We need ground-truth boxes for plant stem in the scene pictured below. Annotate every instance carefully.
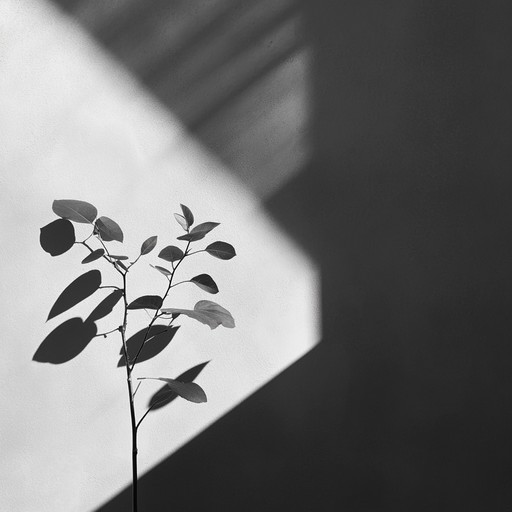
[119,271,138,512]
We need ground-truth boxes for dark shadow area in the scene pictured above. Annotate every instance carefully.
[46,0,512,510]
[33,317,97,364]
[47,269,102,320]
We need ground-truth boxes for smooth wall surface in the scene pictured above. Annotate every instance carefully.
[0,1,318,510]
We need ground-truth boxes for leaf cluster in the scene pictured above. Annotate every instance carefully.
[36,200,237,410]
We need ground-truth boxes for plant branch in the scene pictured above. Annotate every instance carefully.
[95,326,121,338]
[129,241,190,371]
[135,395,169,430]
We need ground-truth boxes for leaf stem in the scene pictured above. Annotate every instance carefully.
[184,249,206,256]
[128,254,141,269]
[168,280,191,289]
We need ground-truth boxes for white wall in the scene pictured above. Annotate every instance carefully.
[0,1,319,511]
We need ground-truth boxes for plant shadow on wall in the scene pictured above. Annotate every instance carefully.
[34,199,237,512]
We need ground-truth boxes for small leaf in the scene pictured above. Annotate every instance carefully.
[158,245,184,262]
[40,219,75,256]
[87,289,123,322]
[148,362,209,410]
[145,378,207,403]
[95,216,124,242]
[109,255,129,260]
[118,325,179,367]
[52,199,97,224]
[151,264,172,276]
[127,295,163,310]
[205,241,236,260]
[190,274,219,294]
[140,236,157,255]
[47,270,102,320]
[82,249,104,264]
[174,213,188,231]
[162,300,234,329]
[177,222,219,242]
[180,204,194,227]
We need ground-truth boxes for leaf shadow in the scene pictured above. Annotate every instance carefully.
[47,270,102,320]
[40,219,75,256]
[117,325,179,367]
[33,317,97,364]
[148,361,210,411]
[87,289,123,323]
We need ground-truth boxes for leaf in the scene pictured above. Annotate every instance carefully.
[108,255,129,260]
[177,222,219,242]
[151,264,172,277]
[87,289,123,323]
[190,274,219,294]
[148,362,209,410]
[158,245,184,262]
[161,300,234,329]
[140,236,157,255]
[205,241,236,260]
[174,213,188,231]
[52,199,97,224]
[40,219,75,256]
[180,204,194,227]
[127,295,163,310]
[145,378,207,403]
[33,318,97,364]
[82,248,104,264]
[95,216,124,242]
[47,270,102,320]
[117,325,179,367]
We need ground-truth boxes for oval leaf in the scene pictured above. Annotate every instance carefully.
[82,248,104,264]
[40,219,75,256]
[47,270,102,320]
[127,295,163,310]
[162,300,234,329]
[174,213,188,231]
[52,199,97,224]
[159,245,184,262]
[87,289,123,323]
[140,236,157,255]
[95,216,124,242]
[148,361,209,410]
[180,204,194,227]
[33,318,97,364]
[151,264,172,277]
[190,274,219,294]
[177,222,219,242]
[117,325,179,367]
[205,241,236,260]
[145,378,207,403]
[109,255,129,260]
